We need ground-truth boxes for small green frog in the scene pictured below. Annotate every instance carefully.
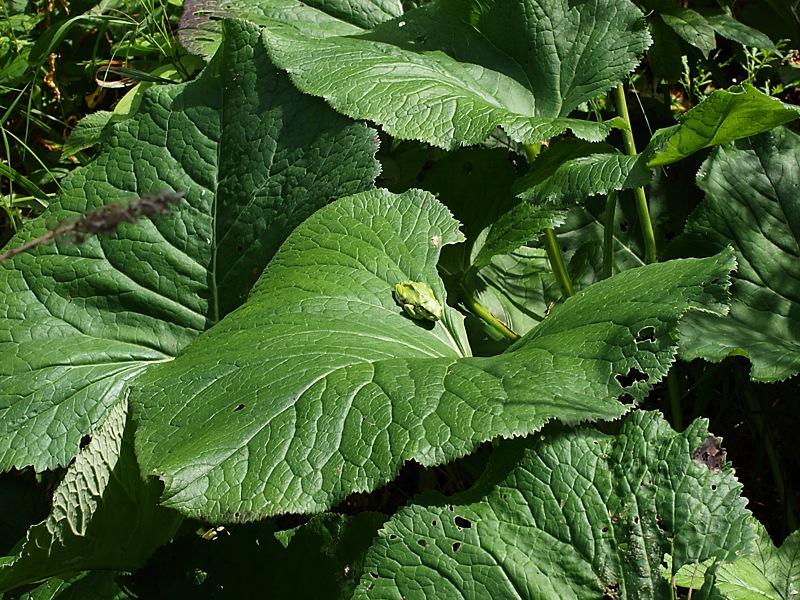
[394,281,443,321]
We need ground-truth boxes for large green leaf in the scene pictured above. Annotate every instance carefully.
[512,139,653,205]
[133,187,735,521]
[489,139,652,274]
[260,0,651,149]
[697,9,778,52]
[674,128,800,382]
[0,19,380,471]
[179,0,400,59]
[355,411,755,598]
[646,84,800,168]
[715,518,800,599]
[0,397,182,593]
[659,6,716,57]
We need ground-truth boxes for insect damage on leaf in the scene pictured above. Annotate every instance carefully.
[693,435,726,473]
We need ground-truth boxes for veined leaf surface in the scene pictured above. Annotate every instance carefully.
[134,188,735,521]
[0,19,380,471]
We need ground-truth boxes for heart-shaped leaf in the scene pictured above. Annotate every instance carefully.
[133,188,735,522]
[0,19,380,471]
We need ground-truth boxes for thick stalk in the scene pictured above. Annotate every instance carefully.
[460,282,520,343]
[543,228,574,298]
[602,190,617,279]
[612,83,657,264]
[523,143,574,299]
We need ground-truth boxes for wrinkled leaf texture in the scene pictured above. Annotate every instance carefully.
[676,127,800,382]
[260,0,651,148]
[0,19,380,471]
[134,185,735,522]
[356,411,754,598]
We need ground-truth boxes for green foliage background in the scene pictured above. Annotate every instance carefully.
[0,0,799,597]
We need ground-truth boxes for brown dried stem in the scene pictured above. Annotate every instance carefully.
[0,190,184,265]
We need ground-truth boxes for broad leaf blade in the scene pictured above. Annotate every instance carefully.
[660,7,716,57]
[134,188,735,521]
[716,518,800,599]
[261,0,650,149]
[698,9,778,52]
[355,411,754,598]
[513,140,653,204]
[646,84,800,168]
[0,19,380,471]
[179,0,399,59]
[675,127,800,382]
[0,397,182,592]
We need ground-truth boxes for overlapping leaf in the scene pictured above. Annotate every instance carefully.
[179,0,400,59]
[134,187,735,522]
[646,84,800,168]
[675,127,800,382]
[260,0,651,149]
[355,411,754,598]
[0,19,380,471]
[716,519,800,599]
[0,398,182,592]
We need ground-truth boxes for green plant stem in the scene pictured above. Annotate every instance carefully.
[602,190,617,279]
[666,368,684,432]
[521,142,575,299]
[543,227,574,298]
[460,283,519,343]
[742,387,798,533]
[612,83,657,264]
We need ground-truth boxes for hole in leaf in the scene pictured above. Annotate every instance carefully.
[233,404,245,412]
[452,542,461,553]
[79,434,92,449]
[389,534,397,540]
[369,572,378,579]
[448,505,454,512]
[236,244,243,253]
[431,520,437,526]
[602,526,608,532]
[693,436,726,473]
[635,326,656,344]
[711,484,717,491]
[616,368,649,387]
[604,582,620,599]
[454,516,472,529]
[417,539,427,547]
